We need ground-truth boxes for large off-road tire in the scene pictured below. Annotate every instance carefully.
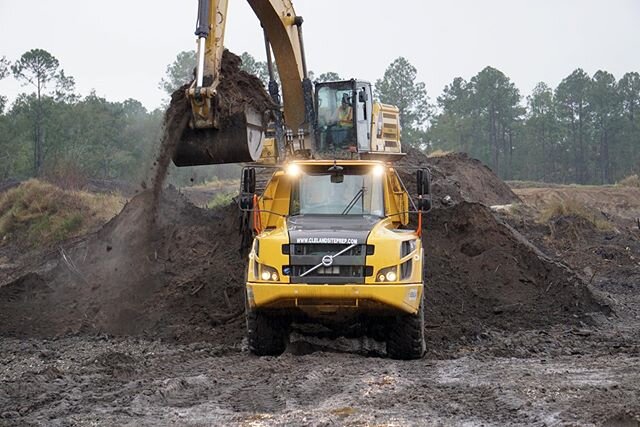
[246,309,289,356]
[386,298,426,360]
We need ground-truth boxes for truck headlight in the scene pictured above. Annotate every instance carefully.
[376,266,397,282]
[260,265,280,281]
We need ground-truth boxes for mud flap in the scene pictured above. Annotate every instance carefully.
[172,107,265,166]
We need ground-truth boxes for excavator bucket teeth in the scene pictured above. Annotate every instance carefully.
[172,106,265,166]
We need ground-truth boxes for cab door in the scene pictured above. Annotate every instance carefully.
[355,83,373,153]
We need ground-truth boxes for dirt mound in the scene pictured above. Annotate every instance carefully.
[423,202,607,350]
[0,188,245,343]
[398,147,520,208]
[501,187,640,304]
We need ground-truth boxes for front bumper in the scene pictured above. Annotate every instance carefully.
[246,282,423,315]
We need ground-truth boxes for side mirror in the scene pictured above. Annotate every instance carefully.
[240,167,256,209]
[242,167,256,193]
[416,169,431,196]
[358,89,368,103]
[416,169,432,211]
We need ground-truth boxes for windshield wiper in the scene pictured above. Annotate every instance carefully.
[341,188,364,215]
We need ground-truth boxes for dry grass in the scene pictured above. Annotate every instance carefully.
[491,202,531,218]
[427,149,452,158]
[538,198,612,231]
[507,180,567,189]
[205,191,235,209]
[616,174,640,188]
[190,178,239,191]
[0,180,125,247]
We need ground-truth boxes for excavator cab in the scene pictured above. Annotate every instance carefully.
[314,80,403,159]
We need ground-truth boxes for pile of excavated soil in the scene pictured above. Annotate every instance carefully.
[398,147,520,208]
[498,189,640,308]
[0,187,246,343]
[0,149,608,350]
[423,202,606,349]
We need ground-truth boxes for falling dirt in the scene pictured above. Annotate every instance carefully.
[150,83,191,209]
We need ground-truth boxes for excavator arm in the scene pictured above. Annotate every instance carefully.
[177,0,314,166]
[189,0,228,129]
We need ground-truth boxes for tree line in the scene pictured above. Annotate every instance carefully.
[0,50,161,184]
[1,48,638,186]
[428,68,640,184]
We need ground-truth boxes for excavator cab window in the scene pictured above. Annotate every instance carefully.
[315,84,356,151]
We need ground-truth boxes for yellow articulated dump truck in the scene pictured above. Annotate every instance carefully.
[241,161,431,359]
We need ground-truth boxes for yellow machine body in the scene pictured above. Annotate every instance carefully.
[245,160,422,320]
[370,103,402,154]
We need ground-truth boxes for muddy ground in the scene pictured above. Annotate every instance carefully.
[2,150,640,425]
[1,331,639,426]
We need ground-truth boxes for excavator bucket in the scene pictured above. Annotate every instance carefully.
[172,106,266,166]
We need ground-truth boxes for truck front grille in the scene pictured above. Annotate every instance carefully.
[284,244,373,256]
[286,243,372,284]
[290,265,367,278]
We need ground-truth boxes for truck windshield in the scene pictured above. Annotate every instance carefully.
[290,169,384,216]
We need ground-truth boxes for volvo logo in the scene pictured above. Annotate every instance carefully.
[300,243,356,277]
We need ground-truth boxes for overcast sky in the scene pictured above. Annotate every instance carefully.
[1,0,639,110]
